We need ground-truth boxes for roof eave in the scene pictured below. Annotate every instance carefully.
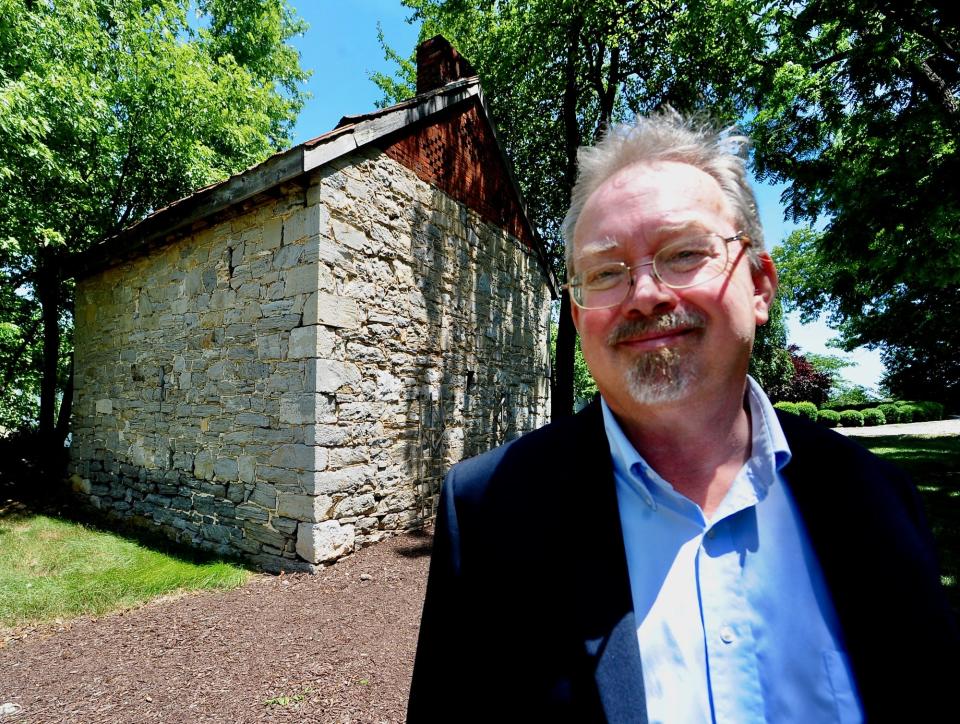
[72,75,558,298]
[72,79,484,280]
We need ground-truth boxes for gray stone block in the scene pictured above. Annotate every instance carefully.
[268,443,327,471]
[263,217,282,249]
[235,412,270,427]
[214,499,237,519]
[327,447,368,467]
[303,292,359,329]
[201,523,235,544]
[288,325,336,360]
[304,465,375,495]
[274,242,305,270]
[249,482,277,509]
[238,456,256,484]
[255,465,301,486]
[272,516,299,535]
[295,520,355,564]
[312,359,361,394]
[200,482,227,498]
[251,553,316,574]
[332,218,367,251]
[236,503,270,522]
[276,493,332,522]
[334,493,376,517]
[305,424,351,446]
[213,458,239,481]
[243,522,289,550]
[195,496,220,516]
[193,450,215,480]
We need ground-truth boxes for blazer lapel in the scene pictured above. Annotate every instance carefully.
[566,401,648,724]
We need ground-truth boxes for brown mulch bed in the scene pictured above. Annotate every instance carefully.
[0,531,433,723]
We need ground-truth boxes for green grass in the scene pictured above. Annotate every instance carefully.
[856,435,960,618]
[0,512,250,630]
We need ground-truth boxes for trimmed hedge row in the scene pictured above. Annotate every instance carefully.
[774,399,947,427]
[840,409,865,427]
[817,409,840,427]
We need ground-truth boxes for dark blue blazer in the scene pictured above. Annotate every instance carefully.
[407,401,958,722]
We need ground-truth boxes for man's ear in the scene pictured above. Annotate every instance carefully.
[752,253,778,326]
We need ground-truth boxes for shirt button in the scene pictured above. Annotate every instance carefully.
[719,626,735,644]
[706,528,717,539]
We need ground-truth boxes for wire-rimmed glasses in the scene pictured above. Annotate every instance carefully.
[564,233,751,310]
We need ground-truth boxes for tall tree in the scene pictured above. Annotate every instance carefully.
[749,295,795,400]
[750,0,960,408]
[0,0,308,443]
[374,0,771,418]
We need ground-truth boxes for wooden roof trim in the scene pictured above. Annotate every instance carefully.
[303,81,482,173]
[72,75,557,297]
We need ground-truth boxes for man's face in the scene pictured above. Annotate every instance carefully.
[570,161,776,419]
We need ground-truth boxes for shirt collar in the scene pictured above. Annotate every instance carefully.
[744,374,792,477]
[601,396,659,508]
[601,376,792,511]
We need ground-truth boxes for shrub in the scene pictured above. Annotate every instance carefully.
[904,402,930,421]
[795,401,819,422]
[896,404,917,423]
[774,401,799,415]
[817,409,841,427]
[862,408,886,426]
[877,403,900,423]
[915,401,945,421]
[839,409,864,427]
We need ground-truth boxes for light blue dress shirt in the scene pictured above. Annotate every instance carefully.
[602,378,863,724]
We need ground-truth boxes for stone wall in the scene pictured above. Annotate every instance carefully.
[70,147,552,571]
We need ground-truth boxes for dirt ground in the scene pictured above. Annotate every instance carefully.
[0,530,433,723]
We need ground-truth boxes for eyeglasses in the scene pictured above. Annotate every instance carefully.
[564,233,751,310]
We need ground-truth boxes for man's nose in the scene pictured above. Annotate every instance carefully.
[621,263,677,316]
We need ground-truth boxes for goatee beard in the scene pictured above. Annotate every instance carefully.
[607,310,706,404]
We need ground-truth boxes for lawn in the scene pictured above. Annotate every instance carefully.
[855,434,960,617]
[0,511,250,631]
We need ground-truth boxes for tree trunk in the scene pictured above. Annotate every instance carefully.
[551,294,577,419]
[551,11,584,421]
[55,357,74,446]
[37,248,61,443]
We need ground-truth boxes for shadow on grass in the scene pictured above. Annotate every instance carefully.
[0,431,255,575]
[853,435,960,619]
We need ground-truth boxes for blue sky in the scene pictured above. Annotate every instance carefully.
[286,1,884,389]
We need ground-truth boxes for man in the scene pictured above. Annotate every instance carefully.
[408,110,957,723]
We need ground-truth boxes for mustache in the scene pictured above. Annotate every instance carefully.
[607,309,706,346]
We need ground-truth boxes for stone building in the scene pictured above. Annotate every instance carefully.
[68,37,554,572]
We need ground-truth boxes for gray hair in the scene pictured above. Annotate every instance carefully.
[562,108,764,277]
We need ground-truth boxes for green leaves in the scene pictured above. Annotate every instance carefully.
[0,0,308,429]
[374,1,778,414]
[751,0,960,406]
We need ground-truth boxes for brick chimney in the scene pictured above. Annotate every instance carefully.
[416,35,477,95]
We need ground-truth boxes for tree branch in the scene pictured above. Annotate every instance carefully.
[910,56,960,118]
[810,48,853,72]
[882,3,959,64]
[596,46,621,140]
